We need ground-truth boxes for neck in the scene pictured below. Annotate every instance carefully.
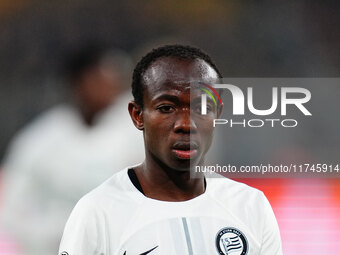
[134,158,205,201]
[80,108,96,126]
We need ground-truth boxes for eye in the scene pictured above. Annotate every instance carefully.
[193,105,201,114]
[157,105,175,113]
[193,104,212,114]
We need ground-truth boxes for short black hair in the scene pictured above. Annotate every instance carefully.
[132,44,222,107]
[63,43,110,83]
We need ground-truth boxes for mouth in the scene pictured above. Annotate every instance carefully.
[172,141,199,160]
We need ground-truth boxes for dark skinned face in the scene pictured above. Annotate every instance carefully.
[130,57,220,172]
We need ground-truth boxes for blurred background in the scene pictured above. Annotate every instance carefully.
[0,0,339,254]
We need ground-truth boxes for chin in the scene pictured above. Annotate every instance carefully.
[170,161,191,172]
[169,156,203,173]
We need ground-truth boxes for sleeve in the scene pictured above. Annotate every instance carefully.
[259,192,283,255]
[58,198,106,255]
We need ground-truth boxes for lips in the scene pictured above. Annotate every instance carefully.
[172,141,199,159]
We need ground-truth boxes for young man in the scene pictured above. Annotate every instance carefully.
[59,45,282,255]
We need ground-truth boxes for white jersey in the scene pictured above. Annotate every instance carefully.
[1,92,144,255]
[59,168,282,255]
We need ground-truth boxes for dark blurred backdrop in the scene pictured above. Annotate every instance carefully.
[0,0,339,161]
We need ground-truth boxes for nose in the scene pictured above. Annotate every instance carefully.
[173,108,197,134]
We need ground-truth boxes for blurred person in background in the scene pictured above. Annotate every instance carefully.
[0,44,144,255]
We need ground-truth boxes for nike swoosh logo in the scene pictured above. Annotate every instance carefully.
[123,245,158,255]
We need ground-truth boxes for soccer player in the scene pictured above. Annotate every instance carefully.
[1,44,143,255]
[59,45,282,255]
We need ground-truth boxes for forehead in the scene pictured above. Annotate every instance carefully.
[142,57,219,95]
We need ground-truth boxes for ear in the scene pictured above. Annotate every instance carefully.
[128,101,144,130]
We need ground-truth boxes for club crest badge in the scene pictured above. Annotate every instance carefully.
[215,227,248,255]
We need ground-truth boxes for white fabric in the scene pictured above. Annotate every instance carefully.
[59,168,282,255]
[1,93,144,255]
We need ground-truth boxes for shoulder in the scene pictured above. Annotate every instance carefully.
[74,168,138,211]
[7,104,77,149]
[207,175,264,198]
[206,175,268,212]
[2,104,79,167]
[20,104,76,132]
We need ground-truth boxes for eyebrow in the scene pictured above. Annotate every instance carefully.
[152,94,180,103]
[191,96,215,105]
